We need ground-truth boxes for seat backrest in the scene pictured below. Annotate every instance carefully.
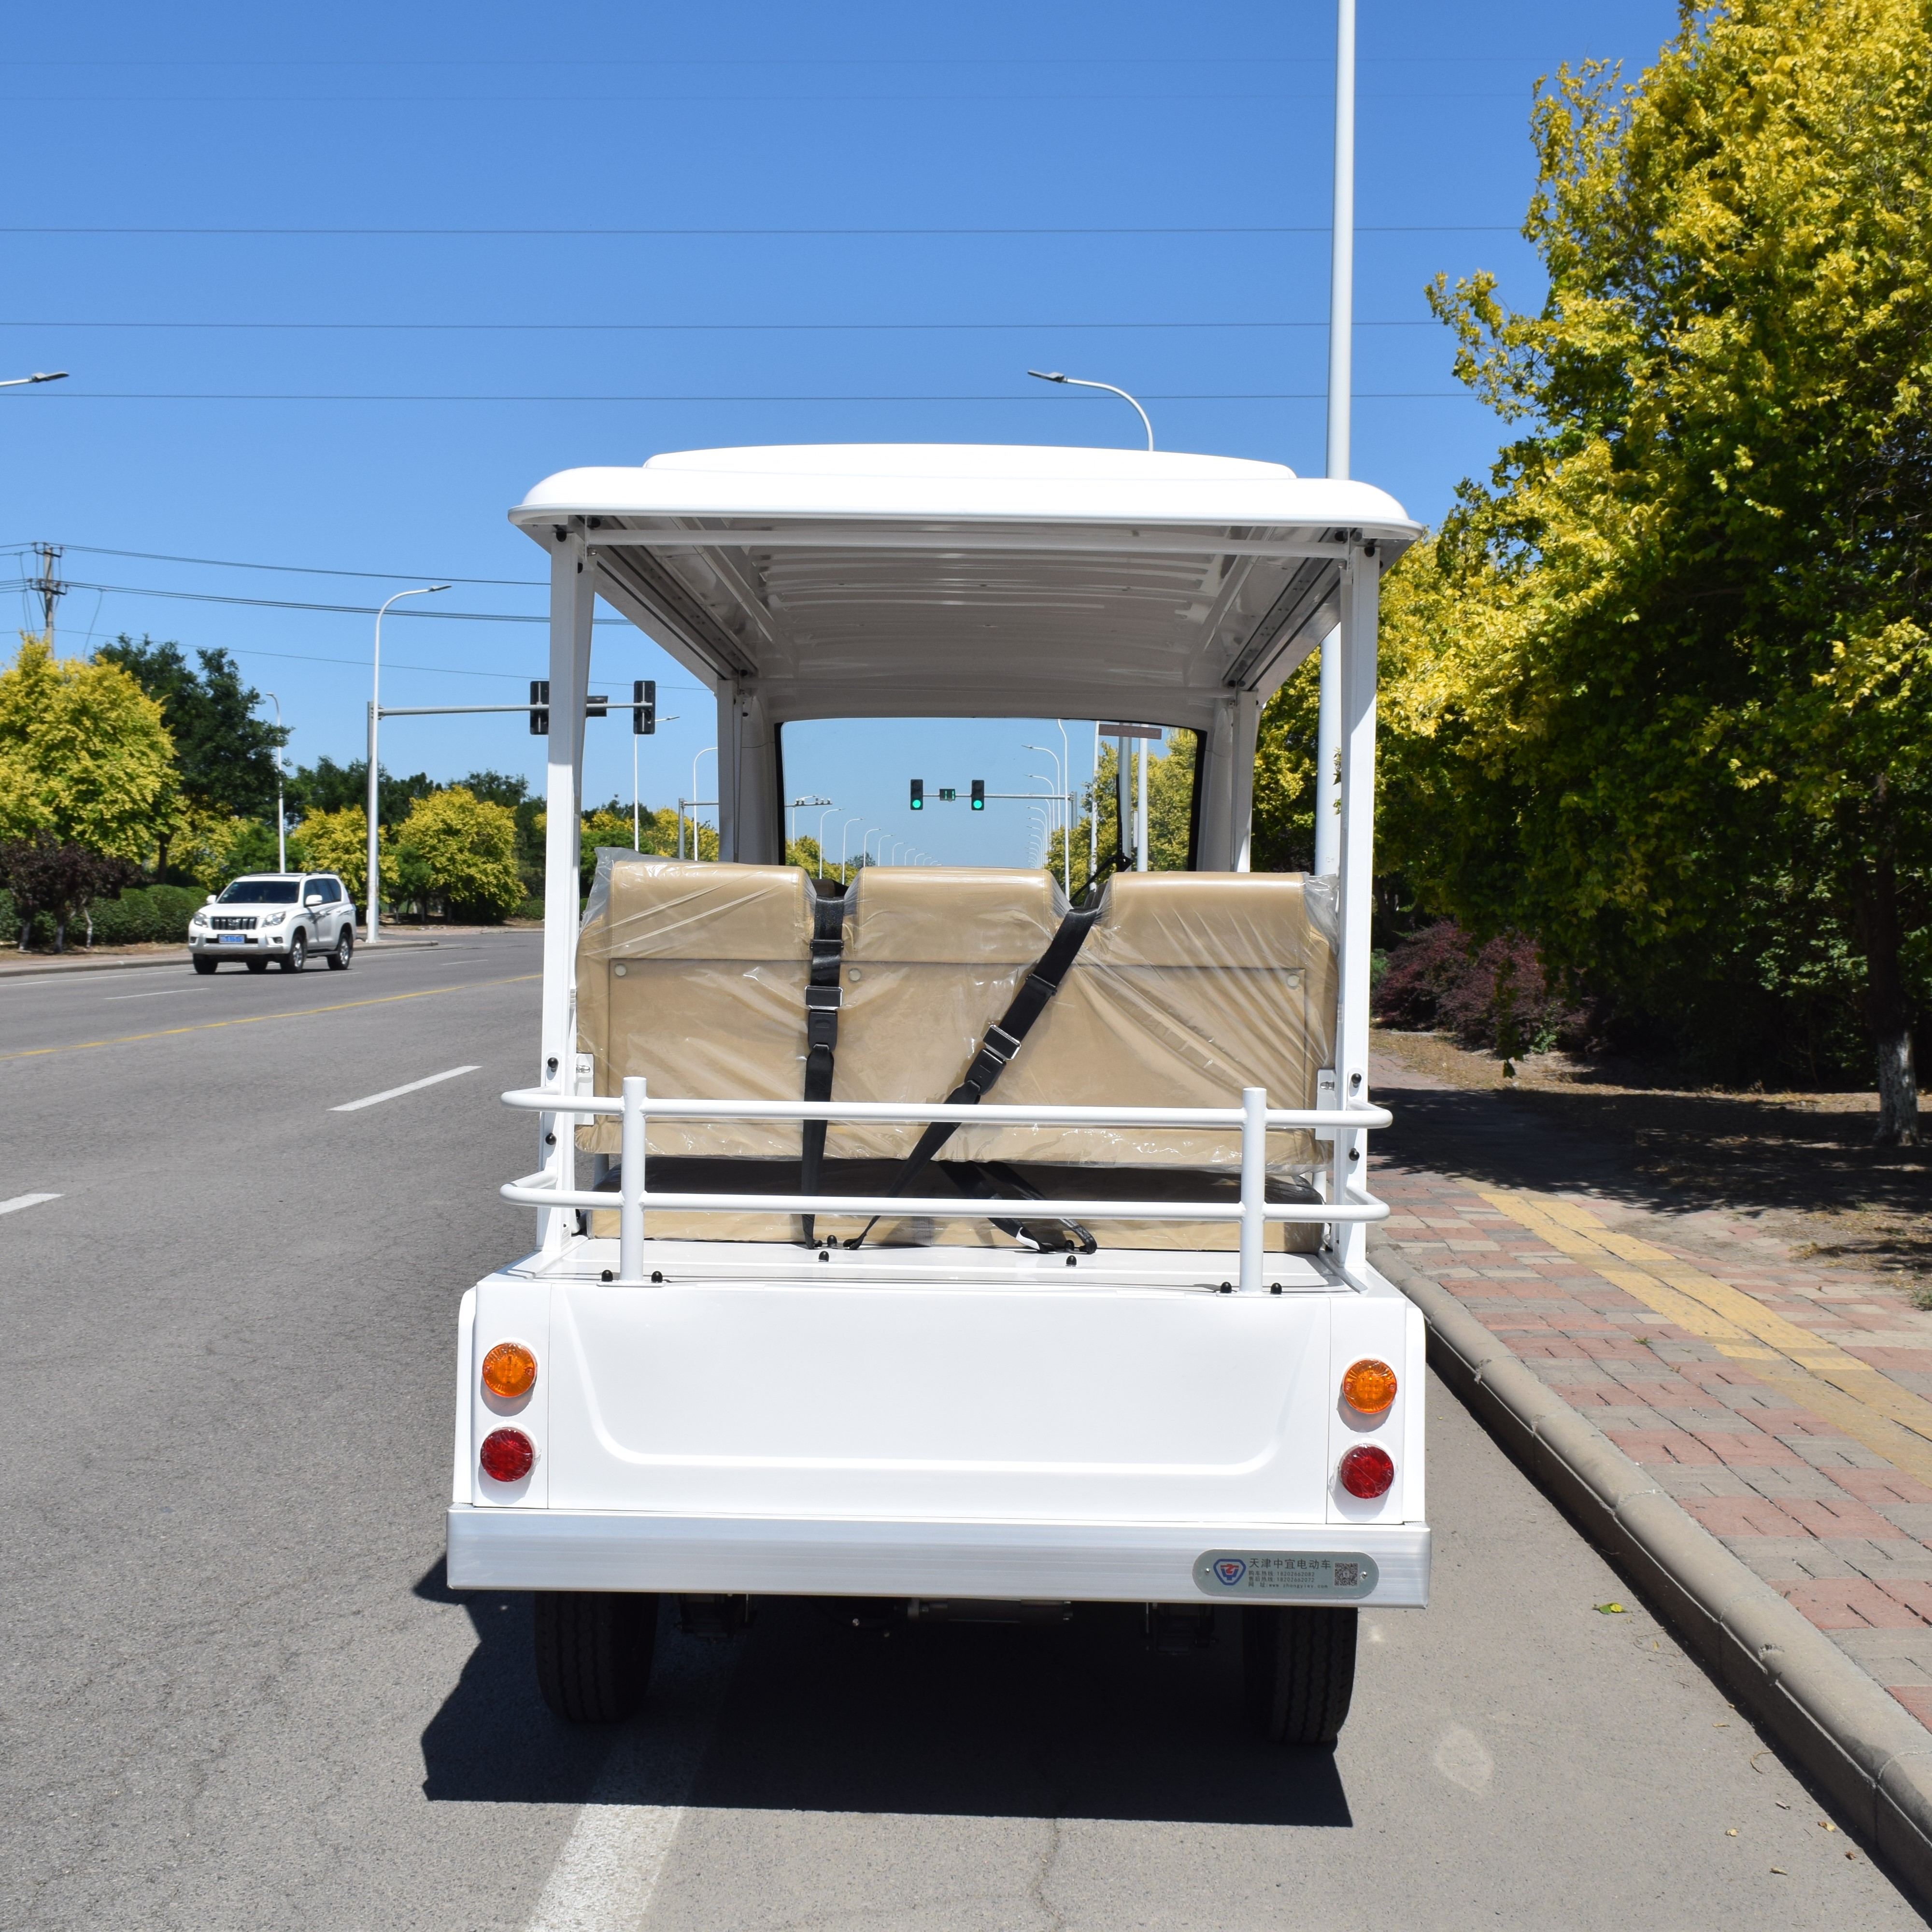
[577,856,1336,1177]
[576,856,815,1160]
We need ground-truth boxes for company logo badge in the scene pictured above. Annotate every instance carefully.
[1213,1558,1247,1587]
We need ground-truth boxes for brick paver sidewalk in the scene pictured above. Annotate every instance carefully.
[1370,1049,1932,1732]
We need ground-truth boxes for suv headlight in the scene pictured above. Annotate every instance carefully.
[263,911,286,927]
[190,912,207,927]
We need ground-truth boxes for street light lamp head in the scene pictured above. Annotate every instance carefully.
[1027,370,1067,384]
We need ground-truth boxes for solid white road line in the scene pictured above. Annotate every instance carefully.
[104,989,191,1001]
[524,1633,739,1932]
[0,1193,60,1216]
[330,1064,482,1112]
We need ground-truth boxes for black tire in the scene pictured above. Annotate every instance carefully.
[280,931,306,972]
[1243,1605,1357,1747]
[245,958,269,973]
[327,926,353,970]
[534,1591,658,1723]
[193,956,217,975]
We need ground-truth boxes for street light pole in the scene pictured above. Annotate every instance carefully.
[1316,0,1356,879]
[1026,370,1154,451]
[262,691,286,873]
[814,805,840,879]
[838,816,864,880]
[366,584,448,942]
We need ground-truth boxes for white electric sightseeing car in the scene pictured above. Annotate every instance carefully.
[444,442,1427,1747]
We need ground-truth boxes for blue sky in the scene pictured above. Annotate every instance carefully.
[1,0,1678,866]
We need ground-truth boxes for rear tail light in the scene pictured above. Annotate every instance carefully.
[480,1428,535,1483]
[1338,1444,1395,1499]
[1341,1357,1398,1415]
[482,1340,538,1399]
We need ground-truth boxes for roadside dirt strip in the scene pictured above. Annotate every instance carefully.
[1370,1065,1932,1903]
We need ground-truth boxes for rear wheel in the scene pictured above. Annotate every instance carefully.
[279,931,306,972]
[534,1591,658,1723]
[327,926,353,970]
[1243,1605,1357,1747]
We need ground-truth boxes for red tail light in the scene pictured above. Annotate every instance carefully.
[480,1428,535,1483]
[1338,1444,1395,1499]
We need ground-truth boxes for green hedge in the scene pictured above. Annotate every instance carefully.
[0,883,204,949]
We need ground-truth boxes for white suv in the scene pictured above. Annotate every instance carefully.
[190,873,356,974]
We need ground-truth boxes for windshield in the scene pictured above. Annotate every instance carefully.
[773,718,1199,891]
[218,880,299,904]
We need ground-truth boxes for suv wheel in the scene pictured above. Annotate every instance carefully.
[327,926,353,970]
[193,956,218,975]
[280,931,306,973]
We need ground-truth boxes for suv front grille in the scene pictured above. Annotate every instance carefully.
[209,915,257,930]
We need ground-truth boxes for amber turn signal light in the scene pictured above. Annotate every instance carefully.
[482,1341,538,1400]
[1338,1444,1395,1499]
[480,1427,535,1483]
[1341,1357,1397,1415]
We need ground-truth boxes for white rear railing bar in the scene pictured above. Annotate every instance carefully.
[500,1080,1390,1293]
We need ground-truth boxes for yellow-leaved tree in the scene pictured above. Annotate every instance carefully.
[0,634,176,860]
[393,786,522,921]
[289,805,390,909]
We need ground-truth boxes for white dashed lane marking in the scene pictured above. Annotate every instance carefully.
[0,1193,60,1216]
[331,1065,482,1112]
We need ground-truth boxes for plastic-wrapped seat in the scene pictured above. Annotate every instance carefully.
[575,854,1335,1250]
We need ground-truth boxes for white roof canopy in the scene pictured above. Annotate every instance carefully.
[512,444,1420,732]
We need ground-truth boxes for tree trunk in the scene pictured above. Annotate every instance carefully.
[1855,848,1921,1147]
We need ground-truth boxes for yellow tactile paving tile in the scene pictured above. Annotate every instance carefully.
[1478,1188,1932,1488]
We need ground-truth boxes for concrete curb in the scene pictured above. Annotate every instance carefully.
[0,952,188,980]
[1371,1236,1932,1905]
[0,937,443,981]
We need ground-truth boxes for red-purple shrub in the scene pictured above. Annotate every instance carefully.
[1374,920,1586,1056]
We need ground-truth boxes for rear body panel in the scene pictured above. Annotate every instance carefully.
[447,1240,1430,1607]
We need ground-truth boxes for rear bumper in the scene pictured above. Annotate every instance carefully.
[446,1506,1431,1606]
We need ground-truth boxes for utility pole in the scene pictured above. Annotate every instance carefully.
[33,543,65,641]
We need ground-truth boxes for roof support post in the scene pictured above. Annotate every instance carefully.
[1230,688,1261,873]
[537,529,595,1251]
[1194,697,1239,871]
[716,680,780,865]
[1331,543,1379,1275]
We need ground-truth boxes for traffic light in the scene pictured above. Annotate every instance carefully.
[970,779,985,810]
[633,678,656,735]
[585,693,608,720]
[909,778,924,810]
[529,680,549,735]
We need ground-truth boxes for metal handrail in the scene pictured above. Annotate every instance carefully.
[501,1080,1387,1293]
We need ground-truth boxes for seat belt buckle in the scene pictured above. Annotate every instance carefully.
[805,983,843,1012]
[980,1023,1022,1067]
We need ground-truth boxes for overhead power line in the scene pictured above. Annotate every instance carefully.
[0,317,1444,333]
[0,223,1519,238]
[32,542,542,587]
[29,388,1471,403]
[30,577,620,622]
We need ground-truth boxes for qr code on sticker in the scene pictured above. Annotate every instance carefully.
[1333,1563,1360,1587]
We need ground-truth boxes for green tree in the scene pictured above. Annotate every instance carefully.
[284,755,434,830]
[1048,732,1197,894]
[94,636,285,872]
[393,786,523,921]
[0,634,177,863]
[1416,0,1932,1140]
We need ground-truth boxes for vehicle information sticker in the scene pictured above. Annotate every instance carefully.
[1192,1551,1378,1600]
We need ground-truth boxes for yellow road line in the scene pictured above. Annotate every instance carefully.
[0,973,540,1063]
[1479,1187,1932,1482]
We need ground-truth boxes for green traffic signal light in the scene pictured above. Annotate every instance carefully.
[910,778,924,810]
[970,779,985,810]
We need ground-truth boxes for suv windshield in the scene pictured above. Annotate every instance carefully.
[218,880,299,904]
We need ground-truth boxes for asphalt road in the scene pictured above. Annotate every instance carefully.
[2,934,1921,1931]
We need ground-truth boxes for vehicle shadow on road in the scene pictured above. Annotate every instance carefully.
[415,1560,614,1804]
[419,1577,1351,1827]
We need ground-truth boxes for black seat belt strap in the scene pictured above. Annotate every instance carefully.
[799,893,846,1245]
[846,902,1102,1249]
